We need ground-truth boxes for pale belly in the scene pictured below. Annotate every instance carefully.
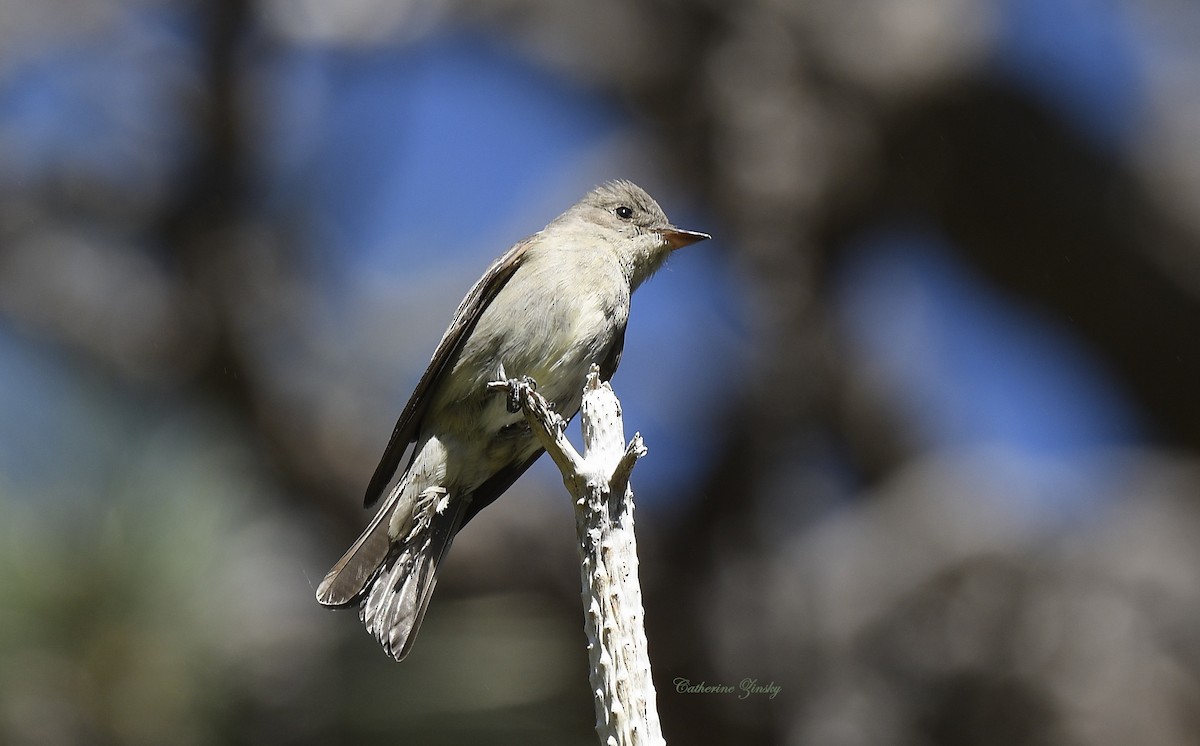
[427,318,622,491]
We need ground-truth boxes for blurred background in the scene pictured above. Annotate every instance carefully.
[3,0,1200,744]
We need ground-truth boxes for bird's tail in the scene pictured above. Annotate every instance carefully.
[315,494,397,608]
[316,483,469,661]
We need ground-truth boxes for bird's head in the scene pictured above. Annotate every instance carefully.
[556,180,710,290]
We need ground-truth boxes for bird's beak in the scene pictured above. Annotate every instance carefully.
[660,227,711,251]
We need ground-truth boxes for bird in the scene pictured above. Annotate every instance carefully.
[315,180,709,660]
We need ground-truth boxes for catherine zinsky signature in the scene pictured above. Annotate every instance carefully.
[673,677,782,700]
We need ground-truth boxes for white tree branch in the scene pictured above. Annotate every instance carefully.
[489,365,665,746]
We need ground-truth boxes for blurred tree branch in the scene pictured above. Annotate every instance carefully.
[820,80,1200,450]
[143,0,366,529]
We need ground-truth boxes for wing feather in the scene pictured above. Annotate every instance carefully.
[363,237,534,508]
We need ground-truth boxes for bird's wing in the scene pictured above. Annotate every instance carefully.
[363,236,534,508]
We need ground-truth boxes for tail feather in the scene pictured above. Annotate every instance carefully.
[319,434,466,660]
[315,490,398,607]
[361,487,469,660]
[320,437,451,608]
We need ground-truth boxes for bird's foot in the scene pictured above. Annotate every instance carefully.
[504,375,537,413]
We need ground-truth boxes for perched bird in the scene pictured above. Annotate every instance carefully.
[316,180,709,660]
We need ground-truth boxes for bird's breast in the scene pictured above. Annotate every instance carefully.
[428,251,629,458]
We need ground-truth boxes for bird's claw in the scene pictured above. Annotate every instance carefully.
[504,375,537,413]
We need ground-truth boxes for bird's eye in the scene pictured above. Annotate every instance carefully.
[615,205,634,220]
